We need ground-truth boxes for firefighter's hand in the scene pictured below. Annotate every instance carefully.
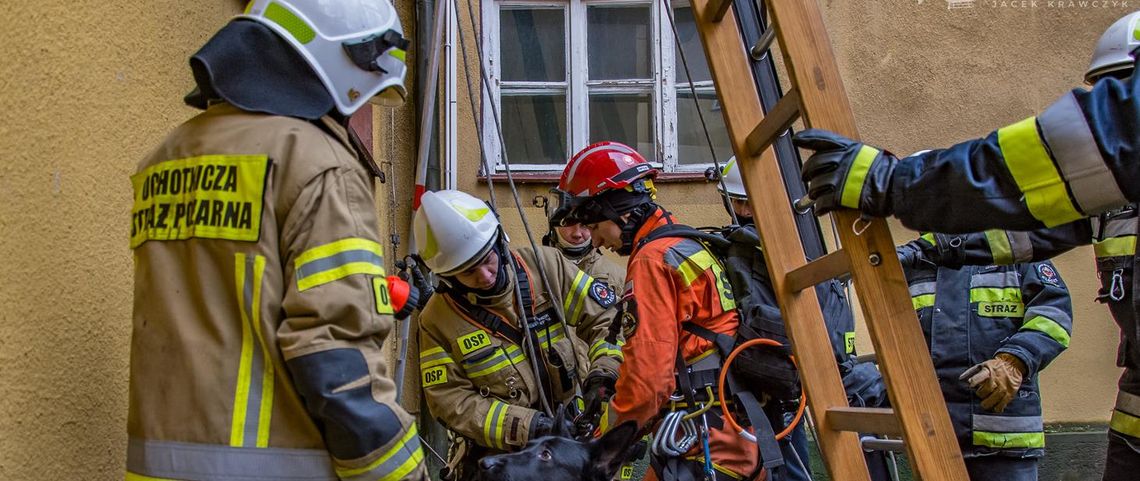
[575,372,617,436]
[406,259,434,309]
[960,353,1026,413]
[794,129,897,217]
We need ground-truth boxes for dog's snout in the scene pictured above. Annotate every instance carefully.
[478,456,501,471]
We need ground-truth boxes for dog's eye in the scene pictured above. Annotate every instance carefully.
[539,449,552,461]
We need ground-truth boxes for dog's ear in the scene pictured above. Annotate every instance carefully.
[587,421,641,478]
[550,403,572,438]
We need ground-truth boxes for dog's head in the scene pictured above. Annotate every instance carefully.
[477,421,641,481]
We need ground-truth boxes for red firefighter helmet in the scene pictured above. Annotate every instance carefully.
[558,142,658,197]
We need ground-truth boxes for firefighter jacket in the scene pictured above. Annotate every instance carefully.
[883,56,1140,234]
[901,215,1140,442]
[613,207,760,480]
[417,246,623,453]
[570,248,627,293]
[127,103,425,481]
[903,243,1072,458]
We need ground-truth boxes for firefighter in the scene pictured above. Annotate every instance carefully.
[795,11,1140,234]
[412,190,623,481]
[899,233,1073,481]
[899,223,1140,481]
[544,190,627,289]
[559,142,760,481]
[126,1,426,480]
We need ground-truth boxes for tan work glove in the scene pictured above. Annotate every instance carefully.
[959,353,1026,413]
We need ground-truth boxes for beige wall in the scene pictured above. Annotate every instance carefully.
[0,1,1130,480]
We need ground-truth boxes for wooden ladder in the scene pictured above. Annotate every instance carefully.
[689,1,970,479]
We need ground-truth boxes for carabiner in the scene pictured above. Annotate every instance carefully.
[1111,268,1126,302]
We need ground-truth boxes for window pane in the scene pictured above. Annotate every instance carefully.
[501,94,568,165]
[587,5,651,80]
[500,8,565,82]
[673,7,712,84]
[676,89,730,165]
[589,93,654,159]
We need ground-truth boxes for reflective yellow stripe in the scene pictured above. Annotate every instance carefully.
[676,250,736,312]
[590,339,624,362]
[997,117,1083,226]
[295,238,385,291]
[911,294,936,310]
[1111,408,1140,438]
[684,457,744,480]
[484,401,508,450]
[1095,236,1137,258]
[468,357,515,378]
[421,357,455,369]
[231,254,254,447]
[969,287,1022,303]
[250,255,273,447]
[985,230,1014,265]
[840,146,880,209]
[919,232,936,246]
[972,431,1045,449]
[264,1,316,44]
[420,346,446,358]
[1022,315,1071,348]
[563,271,592,325]
[335,423,422,480]
[126,473,177,481]
[228,254,274,447]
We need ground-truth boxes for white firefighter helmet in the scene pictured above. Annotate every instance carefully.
[241,0,409,114]
[1085,11,1140,84]
[414,190,501,276]
[716,157,747,199]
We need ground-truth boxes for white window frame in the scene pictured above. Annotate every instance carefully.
[482,0,716,174]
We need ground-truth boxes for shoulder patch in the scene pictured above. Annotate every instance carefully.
[1036,263,1061,287]
[589,280,617,308]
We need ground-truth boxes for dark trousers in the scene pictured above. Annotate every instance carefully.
[1104,430,1140,481]
[768,418,811,481]
[963,456,1038,481]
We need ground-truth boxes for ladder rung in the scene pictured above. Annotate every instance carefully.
[745,88,801,156]
[703,0,732,23]
[749,27,777,61]
[827,407,902,436]
[786,248,849,293]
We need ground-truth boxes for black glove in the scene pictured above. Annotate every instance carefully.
[574,373,617,436]
[529,412,576,439]
[406,259,434,309]
[793,129,898,217]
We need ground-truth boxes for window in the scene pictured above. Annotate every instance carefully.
[483,0,731,173]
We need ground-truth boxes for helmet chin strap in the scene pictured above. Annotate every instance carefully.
[555,230,594,260]
[439,233,513,301]
[615,202,656,256]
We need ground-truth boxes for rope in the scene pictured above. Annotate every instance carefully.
[660,0,738,226]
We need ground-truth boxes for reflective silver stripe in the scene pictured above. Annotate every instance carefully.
[1117,390,1140,417]
[339,427,424,481]
[296,250,384,282]
[1025,305,1072,326]
[970,271,1020,288]
[1105,216,1139,239]
[1006,231,1035,263]
[127,438,336,481]
[663,240,705,269]
[972,414,1044,433]
[1038,92,1127,216]
[908,282,937,297]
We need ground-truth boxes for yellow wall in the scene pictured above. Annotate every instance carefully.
[0,1,1129,480]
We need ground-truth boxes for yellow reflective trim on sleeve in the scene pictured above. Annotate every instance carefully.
[985,230,1014,265]
[484,401,508,450]
[126,473,178,481]
[130,155,269,248]
[1022,315,1071,348]
[676,250,736,312]
[971,431,1045,449]
[911,294,936,310]
[295,238,385,291]
[422,366,448,387]
[457,330,492,355]
[335,423,422,480]
[1095,236,1137,258]
[969,287,1022,304]
[840,146,880,209]
[997,117,1083,227]
[1111,408,1140,438]
[420,346,446,358]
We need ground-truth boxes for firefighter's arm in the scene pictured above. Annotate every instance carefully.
[277,167,425,480]
[417,316,539,450]
[555,254,623,379]
[610,256,682,428]
[997,261,1073,380]
[899,226,1092,270]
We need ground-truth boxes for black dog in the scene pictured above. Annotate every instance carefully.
[477,421,641,481]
